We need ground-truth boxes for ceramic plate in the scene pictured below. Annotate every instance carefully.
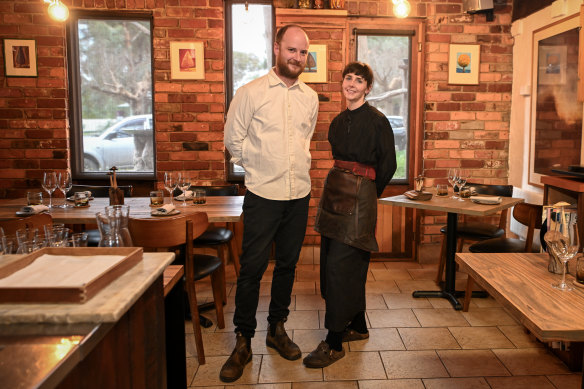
[471,198,501,205]
[15,211,49,216]
[66,196,94,202]
[150,209,180,217]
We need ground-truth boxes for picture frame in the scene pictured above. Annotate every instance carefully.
[537,45,567,85]
[3,39,37,77]
[299,44,327,83]
[448,44,480,85]
[170,41,205,80]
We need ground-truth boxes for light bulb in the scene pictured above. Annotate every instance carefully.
[48,0,69,22]
[393,0,411,18]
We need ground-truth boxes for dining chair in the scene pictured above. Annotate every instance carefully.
[68,184,133,247]
[435,182,514,283]
[0,213,53,235]
[462,202,543,311]
[128,212,225,365]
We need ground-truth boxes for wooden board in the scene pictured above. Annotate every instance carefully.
[0,247,143,304]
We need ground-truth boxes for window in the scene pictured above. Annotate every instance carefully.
[225,0,274,181]
[67,11,155,179]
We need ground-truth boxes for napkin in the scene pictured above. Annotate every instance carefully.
[176,190,193,199]
[20,204,49,214]
[471,196,502,205]
[155,204,176,214]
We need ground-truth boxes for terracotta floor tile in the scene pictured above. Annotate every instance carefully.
[497,325,544,348]
[384,261,422,270]
[398,327,460,350]
[292,329,327,354]
[323,350,387,381]
[358,379,425,389]
[191,355,261,386]
[546,374,582,389]
[407,268,437,280]
[448,326,514,349]
[292,281,317,295]
[471,296,502,308]
[186,356,198,386]
[258,354,322,383]
[230,384,291,389]
[461,308,518,326]
[292,381,358,389]
[485,375,556,389]
[365,280,401,294]
[492,348,571,375]
[284,310,320,330]
[366,293,389,310]
[371,268,413,281]
[295,294,325,311]
[348,328,405,352]
[437,349,510,377]
[413,308,470,327]
[394,280,440,293]
[295,265,320,282]
[380,350,448,379]
[367,309,420,328]
[421,377,490,389]
[383,293,433,309]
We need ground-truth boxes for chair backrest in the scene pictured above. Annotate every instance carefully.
[512,202,543,252]
[191,185,239,196]
[0,213,53,235]
[68,184,133,198]
[128,212,209,249]
[465,182,514,230]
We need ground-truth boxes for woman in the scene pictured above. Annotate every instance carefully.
[303,62,397,368]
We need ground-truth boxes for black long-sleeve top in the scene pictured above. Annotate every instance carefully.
[328,102,397,197]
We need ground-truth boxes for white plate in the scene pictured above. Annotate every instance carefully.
[471,199,502,205]
[15,211,49,216]
[150,209,181,217]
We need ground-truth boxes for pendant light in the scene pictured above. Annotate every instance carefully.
[44,0,69,22]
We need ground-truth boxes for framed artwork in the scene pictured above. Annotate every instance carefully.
[3,39,37,77]
[170,41,205,80]
[448,44,480,85]
[299,44,327,83]
[538,45,567,85]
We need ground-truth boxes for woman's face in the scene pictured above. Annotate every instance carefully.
[342,72,371,105]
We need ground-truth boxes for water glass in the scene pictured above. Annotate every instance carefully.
[150,190,164,206]
[436,184,448,197]
[27,191,43,205]
[74,191,89,207]
[71,232,89,247]
[193,189,206,205]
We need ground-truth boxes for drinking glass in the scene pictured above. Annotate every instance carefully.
[547,210,579,291]
[178,171,191,207]
[56,171,72,208]
[164,172,178,206]
[456,169,468,201]
[447,168,459,199]
[42,171,57,208]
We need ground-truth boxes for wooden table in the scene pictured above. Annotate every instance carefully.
[379,193,524,310]
[456,252,584,387]
[0,196,244,224]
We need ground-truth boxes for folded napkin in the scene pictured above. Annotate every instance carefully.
[176,190,193,199]
[21,205,49,214]
[404,190,433,201]
[471,196,502,204]
[155,204,176,214]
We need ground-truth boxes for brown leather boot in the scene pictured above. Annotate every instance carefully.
[219,333,252,383]
[266,321,301,360]
[303,341,345,368]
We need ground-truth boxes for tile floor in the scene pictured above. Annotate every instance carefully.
[185,258,582,388]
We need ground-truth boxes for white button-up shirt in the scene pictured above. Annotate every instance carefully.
[224,68,319,200]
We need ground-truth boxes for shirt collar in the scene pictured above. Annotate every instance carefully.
[268,67,308,93]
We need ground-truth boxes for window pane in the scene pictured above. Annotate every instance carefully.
[76,18,154,173]
[357,34,410,182]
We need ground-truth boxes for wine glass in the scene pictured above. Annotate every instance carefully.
[56,171,72,208]
[42,171,57,208]
[456,169,468,201]
[164,172,178,206]
[547,209,579,291]
[447,168,459,199]
[178,171,191,207]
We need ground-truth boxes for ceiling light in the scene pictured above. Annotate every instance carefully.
[393,0,411,18]
[44,0,69,22]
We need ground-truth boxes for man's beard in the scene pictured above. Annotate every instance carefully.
[276,56,304,79]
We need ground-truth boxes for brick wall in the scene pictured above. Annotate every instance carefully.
[0,0,513,252]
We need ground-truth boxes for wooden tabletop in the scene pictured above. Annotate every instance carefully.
[379,193,524,216]
[456,252,584,342]
[0,196,244,224]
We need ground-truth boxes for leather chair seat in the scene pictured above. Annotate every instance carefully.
[193,254,223,281]
[440,222,505,241]
[87,229,101,247]
[469,237,540,253]
[194,227,233,245]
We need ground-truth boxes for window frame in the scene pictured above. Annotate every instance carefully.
[224,0,275,182]
[66,10,156,181]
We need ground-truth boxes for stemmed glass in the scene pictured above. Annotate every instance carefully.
[456,169,468,201]
[546,208,579,291]
[178,171,191,207]
[447,168,459,199]
[56,171,72,208]
[164,172,178,206]
[42,171,57,208]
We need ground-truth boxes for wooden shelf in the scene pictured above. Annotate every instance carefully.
[275,8,348,17]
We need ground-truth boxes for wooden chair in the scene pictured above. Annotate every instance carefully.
[463,202,543,311]
[0,213,53,235]
[435,183,514,283]
[128,212,225,364]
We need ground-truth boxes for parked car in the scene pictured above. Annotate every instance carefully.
[386,115,407,150]
[83,114,153,171]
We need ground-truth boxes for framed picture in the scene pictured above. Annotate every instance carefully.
[299,44,327,83]
[537,45,567,85]
[3,39,37,77]
[448,44,480,85]
[170,41,205,80]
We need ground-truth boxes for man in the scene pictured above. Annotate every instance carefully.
[221,24,319,382]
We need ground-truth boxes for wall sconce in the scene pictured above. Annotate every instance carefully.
[392,0,411,18]
[44,0,69,22]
